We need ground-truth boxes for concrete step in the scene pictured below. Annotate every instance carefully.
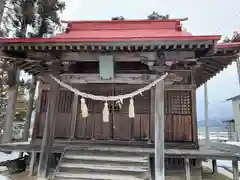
[55,172,144,180]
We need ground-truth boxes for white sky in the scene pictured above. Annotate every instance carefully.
[25,0,240,122]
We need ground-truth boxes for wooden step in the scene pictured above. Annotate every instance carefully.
[65,149,149,157]
[55,172,144,180]
[58,166,149,177]
[64,154,148,163]
[61,158,149,167]
[60,162,148,172]
[53,148,151,180]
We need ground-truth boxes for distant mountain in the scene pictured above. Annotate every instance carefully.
[197,119,225,128]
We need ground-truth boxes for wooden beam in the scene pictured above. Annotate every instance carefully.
[212,160,217,174]
[154,79,165,180]
[59,73,181,85]
[232,159,239,180]
[61,73,159,84]
[184,158,191,180]
[69,94,79,140]
[1,69,20,144]
[37,75,60,179]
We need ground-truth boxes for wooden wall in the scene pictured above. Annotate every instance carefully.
[34,84,197,144]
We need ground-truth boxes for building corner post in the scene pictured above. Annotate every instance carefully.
[154,79,165,180]
[1,69,20,144]
[37,75,59,179]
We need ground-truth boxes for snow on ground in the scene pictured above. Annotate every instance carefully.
[202,140,240,179]
[203,161,234,179]
[0,152,19,180]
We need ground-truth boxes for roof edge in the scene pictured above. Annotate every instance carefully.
[226,94,240,101]
[61,18,189,24]
[217,42,240,49]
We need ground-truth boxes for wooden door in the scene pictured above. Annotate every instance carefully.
[55,90,74,139]
[75,84,114,140]
[36,90,74,139]
[113,85,151,141]
[164,90,193,142]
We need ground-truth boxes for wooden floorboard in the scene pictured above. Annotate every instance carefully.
[0,140,240,160]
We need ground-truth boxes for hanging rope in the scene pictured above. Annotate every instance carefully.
[50,73,168,121]
[50,73,168,101]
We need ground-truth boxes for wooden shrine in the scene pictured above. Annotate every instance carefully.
[0,19,240,180]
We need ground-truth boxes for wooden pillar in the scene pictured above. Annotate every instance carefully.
[29,151,37,176]
[191,70,198,147]
[70,94,79,140]
[149,88,155,143]
[232,159,239,180]
[204,83,210,147]
[184,158,191,180]
[212,160,217,174]
[23,76,37,141]
[19,76,37,158]
[37,75,59,179]
[1,69,20,144]
[154,79,165,180]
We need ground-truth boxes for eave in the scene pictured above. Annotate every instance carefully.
[195,43,240,87]
[1,41,240,88]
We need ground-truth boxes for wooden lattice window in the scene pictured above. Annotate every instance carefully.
[165,91,191,115]
[57,91,74,113]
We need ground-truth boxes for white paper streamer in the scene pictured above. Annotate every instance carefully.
[129,98,135,118]
[80,97,88,118]
[103,102,109,122]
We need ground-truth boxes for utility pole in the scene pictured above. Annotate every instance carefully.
[236,56,240,86]
[204,83,210,147]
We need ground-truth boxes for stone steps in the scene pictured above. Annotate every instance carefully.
[53,148,150,180]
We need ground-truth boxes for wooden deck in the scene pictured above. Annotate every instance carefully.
[0,140,239,161]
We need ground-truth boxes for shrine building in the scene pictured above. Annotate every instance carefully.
[0,18,240,180]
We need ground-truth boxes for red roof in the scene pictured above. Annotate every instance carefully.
[0,19,221,44]
[217,42,240,49]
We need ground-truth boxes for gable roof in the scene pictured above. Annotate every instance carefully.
[0,19,221,44]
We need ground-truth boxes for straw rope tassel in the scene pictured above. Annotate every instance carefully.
[81,97,88,118]
[103,102,109,122]
[129,98,135,118]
